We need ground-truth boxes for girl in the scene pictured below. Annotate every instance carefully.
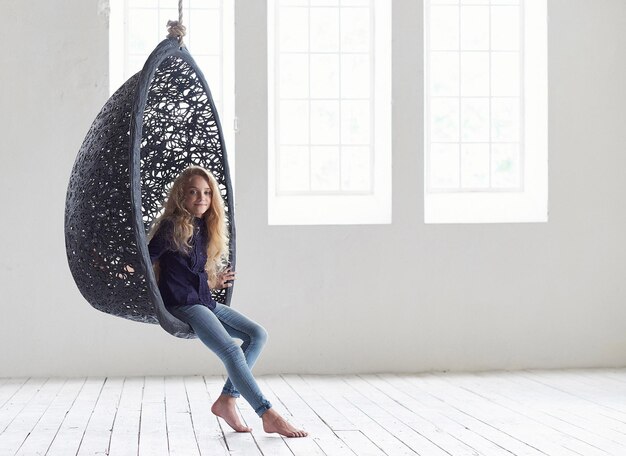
[148,165,308,438]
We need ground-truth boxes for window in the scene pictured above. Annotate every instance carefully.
[268,0,391,225]
[424,0,548,223]
[109,0,235,185]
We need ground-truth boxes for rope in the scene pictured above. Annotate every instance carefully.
[166,0,186,47]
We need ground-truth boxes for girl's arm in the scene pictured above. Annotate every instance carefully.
[148,220,172,265]
[118,221,172,279]
[213,266,236,289]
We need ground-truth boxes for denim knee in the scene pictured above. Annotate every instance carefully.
[251,325,268,346]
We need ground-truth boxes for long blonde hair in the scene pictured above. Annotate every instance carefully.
[148,166,229,288]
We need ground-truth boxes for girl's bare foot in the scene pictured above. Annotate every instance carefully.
[262,408,308,438]
[211,394,252,432]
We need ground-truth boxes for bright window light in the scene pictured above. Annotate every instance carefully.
[268,0,392,225]
[424,0,548,223]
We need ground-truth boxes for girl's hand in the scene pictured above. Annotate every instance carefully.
[215,267,236,289]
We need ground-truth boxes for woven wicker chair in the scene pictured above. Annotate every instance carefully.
[65,38,236,338]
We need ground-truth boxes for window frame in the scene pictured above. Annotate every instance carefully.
[267,0,392,226]
[424,0,548,224]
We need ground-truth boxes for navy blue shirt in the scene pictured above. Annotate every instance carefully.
[148,217,216,310]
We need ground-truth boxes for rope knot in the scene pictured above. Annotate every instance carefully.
[166,20,187,44]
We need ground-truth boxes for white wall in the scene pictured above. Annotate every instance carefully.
[1,0,625,377]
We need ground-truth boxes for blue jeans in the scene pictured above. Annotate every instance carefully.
[168,303,273,417]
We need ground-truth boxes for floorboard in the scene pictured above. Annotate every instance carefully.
[0,369,624,455]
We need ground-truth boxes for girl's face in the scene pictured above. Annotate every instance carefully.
[183,175,212,218]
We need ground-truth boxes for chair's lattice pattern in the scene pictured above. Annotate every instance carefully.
[65,39,234,338]
[140,55,232,307]
[65,74,155,323]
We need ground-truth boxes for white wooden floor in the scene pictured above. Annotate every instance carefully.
[1,369,626,455]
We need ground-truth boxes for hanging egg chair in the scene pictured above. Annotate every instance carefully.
[65,25,235,339]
